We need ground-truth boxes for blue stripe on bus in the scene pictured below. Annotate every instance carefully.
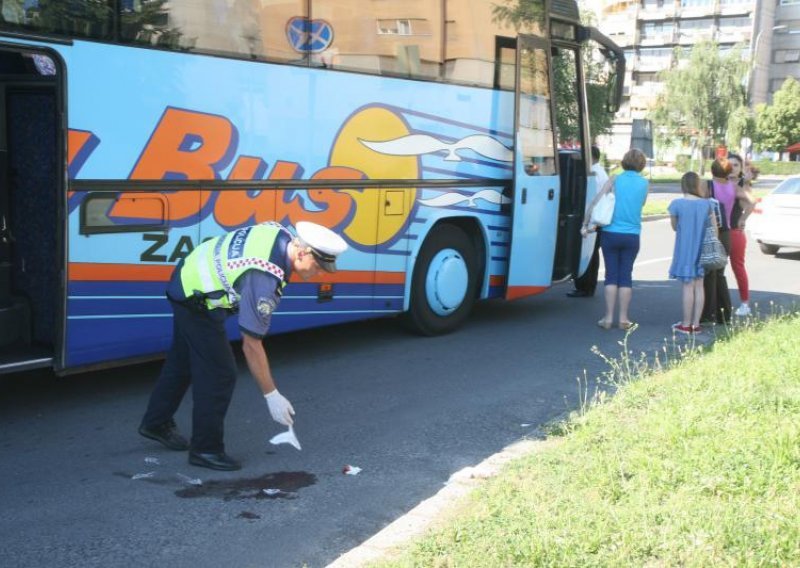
[65,308,401,366]
[68,281,405,297]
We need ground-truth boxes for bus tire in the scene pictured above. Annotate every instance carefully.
[404,224,478,336]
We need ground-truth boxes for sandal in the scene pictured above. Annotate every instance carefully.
[597,319,612,330]
[618,321,636,330]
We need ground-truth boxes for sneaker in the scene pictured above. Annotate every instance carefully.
[735,303,751,317]
[691,325,703,333]
[671,323,694,335]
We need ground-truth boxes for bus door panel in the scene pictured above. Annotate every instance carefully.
[505,35,560,300]
[0,47,64,374]
[551,43,591,282]
[578,173,600,277]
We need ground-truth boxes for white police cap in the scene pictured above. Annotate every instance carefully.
[295,221,348,273]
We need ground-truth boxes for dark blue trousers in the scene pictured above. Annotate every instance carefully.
[141,301,237,453]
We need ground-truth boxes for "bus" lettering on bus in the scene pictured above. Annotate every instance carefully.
[69,106,419,249]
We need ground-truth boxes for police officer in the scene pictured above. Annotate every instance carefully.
[138,221,347,471]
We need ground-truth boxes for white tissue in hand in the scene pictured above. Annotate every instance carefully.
[269,426,301,451]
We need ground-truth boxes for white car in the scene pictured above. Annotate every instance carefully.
[749,175,800,255]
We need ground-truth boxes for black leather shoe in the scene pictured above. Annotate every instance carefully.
[138,419,189,451]
[566,290,592,298]
[189,451,242,471]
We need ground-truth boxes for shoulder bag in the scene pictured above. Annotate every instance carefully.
[590,177,616,227]
[699,209,728,271]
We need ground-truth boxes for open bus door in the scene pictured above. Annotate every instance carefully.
[505,34,560,300]
[0,45,64,374]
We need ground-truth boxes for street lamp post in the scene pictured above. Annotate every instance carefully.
[748,25,788,103]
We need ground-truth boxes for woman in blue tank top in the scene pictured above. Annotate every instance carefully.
[582,148,649,330]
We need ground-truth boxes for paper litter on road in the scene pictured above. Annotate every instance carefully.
[342,465,362,475]
[262,488,281,496]
[144,457,161,465]
[176,472,203,486]
[131,471,156,480]
[269,426,302,451]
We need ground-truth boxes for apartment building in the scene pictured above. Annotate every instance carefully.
[594,0,778,159]
[751,0,800,106]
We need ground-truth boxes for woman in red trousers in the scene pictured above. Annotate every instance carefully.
[726,153,756,317]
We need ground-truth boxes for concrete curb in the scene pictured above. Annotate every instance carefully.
[326,438,556,567]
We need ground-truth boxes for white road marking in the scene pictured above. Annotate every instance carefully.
[598,256,673,278]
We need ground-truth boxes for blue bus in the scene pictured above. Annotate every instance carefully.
[0,0,623,374]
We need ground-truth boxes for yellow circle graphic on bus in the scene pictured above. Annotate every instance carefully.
[330,106,418,247]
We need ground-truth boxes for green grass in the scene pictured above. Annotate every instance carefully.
[376,313,800,567]
[642,200,669,217]
[642,189,771,218]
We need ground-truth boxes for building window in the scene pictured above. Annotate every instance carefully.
[376,19,413,36]
[719,17,750,31]
[778,49,800,63]
[0,0,114,39]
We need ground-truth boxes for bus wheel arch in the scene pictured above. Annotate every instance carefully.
[403,219,484,336]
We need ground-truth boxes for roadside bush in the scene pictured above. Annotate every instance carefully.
[752,160,800,175]
[674,155,691,172]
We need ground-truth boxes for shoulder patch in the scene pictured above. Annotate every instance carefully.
[257,298,277,318]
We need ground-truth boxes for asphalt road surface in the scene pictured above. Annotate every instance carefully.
[1,216,797,568]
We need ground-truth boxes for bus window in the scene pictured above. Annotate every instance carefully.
[446,0,545,88]
[310,0,442,79]
[259,0,309,63]
[552,46,582,149]
[518,45,555,176]
[80,193,167,235]
[120,0,269,60]
[0,0,114,39]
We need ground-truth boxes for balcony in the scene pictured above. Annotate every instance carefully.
[678,6,716,19]
[639,7,677,21]
[637,57,672,72]
[602,0,639,16]
[678,31,715,45]
[613,34,637,48]
[719,5,751,17]
[640,32,676,47]
[717,30,751,44]
[631,82,664,98]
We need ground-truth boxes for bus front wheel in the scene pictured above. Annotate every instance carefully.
[404,224,478,336]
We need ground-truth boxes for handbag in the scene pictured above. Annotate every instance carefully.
[699,225,727,271]
[589,179,616,227]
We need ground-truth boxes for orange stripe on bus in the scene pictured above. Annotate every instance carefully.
[70,263,175,282]
[489,275,506,287]
[68,263,406,285]
[505,285,547,300]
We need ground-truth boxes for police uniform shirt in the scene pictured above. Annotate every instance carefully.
[236,242,292,339]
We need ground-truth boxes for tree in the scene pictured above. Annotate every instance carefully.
[754,77,800,160]
[649,41,748,174]
[726,105,755,153]
[492,0,616,142]
[491,0,546,31]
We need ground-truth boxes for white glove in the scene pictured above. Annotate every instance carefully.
[264,389,295,426]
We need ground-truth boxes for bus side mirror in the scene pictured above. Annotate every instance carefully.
[606,69,620,114]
